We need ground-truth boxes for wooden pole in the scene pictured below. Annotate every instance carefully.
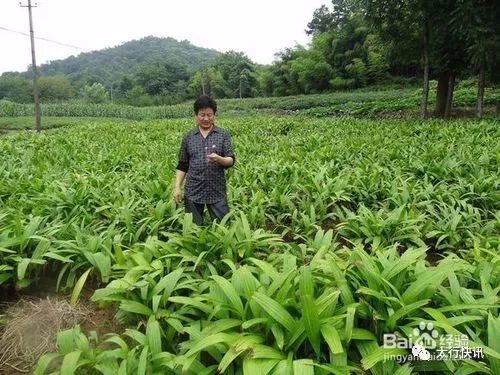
[21,0,42,132]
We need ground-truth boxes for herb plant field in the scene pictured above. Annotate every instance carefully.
[0,115,499,374]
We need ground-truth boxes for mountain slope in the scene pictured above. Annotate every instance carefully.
[37,36,221,83]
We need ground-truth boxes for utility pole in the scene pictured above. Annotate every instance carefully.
[20,0,42,132]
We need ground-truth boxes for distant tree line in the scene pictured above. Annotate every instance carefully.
[261,0,499,117]
[0,1,498,117]
[0,51,257,107]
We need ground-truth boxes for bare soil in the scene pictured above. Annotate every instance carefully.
[0,283,121,374]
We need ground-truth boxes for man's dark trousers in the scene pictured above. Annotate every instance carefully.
[184,198,229,225]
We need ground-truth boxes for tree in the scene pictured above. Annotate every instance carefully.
[451,0,500,118]
[290,49,333,93]
[189,67,226,98]
[306,1,354,35]
[256,65,277,96]
[364,0,500,119]
[266,2,385,97]
[69,68,103,93]
[80,83,108,104]
[0,74,32,102]
[364,0,431,117]
[427,1,469,119]
[345,58,367,87]
[238,68,257,98]
[307,7,387,90]
[38,75,75,101]
[214,51,257,98]
[305,5,335,35]
[366,50,389,83]
[125,86,153,107]
[363,0,474,118]
[265,47,303,96]
[134,61,189,97]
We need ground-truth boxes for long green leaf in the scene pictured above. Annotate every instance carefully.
[218,347,243,373]
[151,268,184,298]
[402,266,450,304]
[168,296,212,314]
[248,258,279,280]
[124,329,147,346]
[252,292,296,332]
[293,359,315,375]
[386,299,430,330]
[345,307,355,343]
[70,268,92,307]
[351,328,377,341]
[185,332,232,357]
[34,352,59,375]
[137,345,148,375]
[361,347,407,370]
[301,294,321,355]
[17,258,31,280]
[393,364,413,375]
[60,350,82,375]
[299,265,314,297]
[243,358,281,375]
[212,275,244,317]
[119,300,153,316]
[249,344,286,359]
[57,327,77,355]
[146,316,162,355]
[488,313,500,374]
[321,324,343,354]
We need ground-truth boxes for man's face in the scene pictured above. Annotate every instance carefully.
[195,107,215,130]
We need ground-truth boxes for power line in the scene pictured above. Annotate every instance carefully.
[0,25,85,51]
[0,24,140,63]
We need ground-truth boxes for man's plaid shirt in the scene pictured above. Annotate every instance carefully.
[176,125,235,204]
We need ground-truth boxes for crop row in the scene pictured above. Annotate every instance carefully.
[1,86,498,120]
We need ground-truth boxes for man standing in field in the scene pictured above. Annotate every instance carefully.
[173,95,235,225]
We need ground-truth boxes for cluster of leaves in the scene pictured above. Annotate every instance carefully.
[0,114,498,288]
[0,114,498,373]
[35,221,500,373]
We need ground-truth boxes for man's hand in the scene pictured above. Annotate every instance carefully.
[174,170,186,204]
[207,153,234,167]
[173,186,183,204]
[207,152,221,164]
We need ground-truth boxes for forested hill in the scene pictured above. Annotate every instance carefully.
[37,36,221,83]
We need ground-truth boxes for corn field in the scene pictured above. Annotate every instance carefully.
[0,115,499,374]
[0,85,498,120]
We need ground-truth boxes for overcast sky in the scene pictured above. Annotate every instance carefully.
[0,0,329,74]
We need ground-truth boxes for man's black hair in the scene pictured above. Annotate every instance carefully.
[194,95,217,114]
